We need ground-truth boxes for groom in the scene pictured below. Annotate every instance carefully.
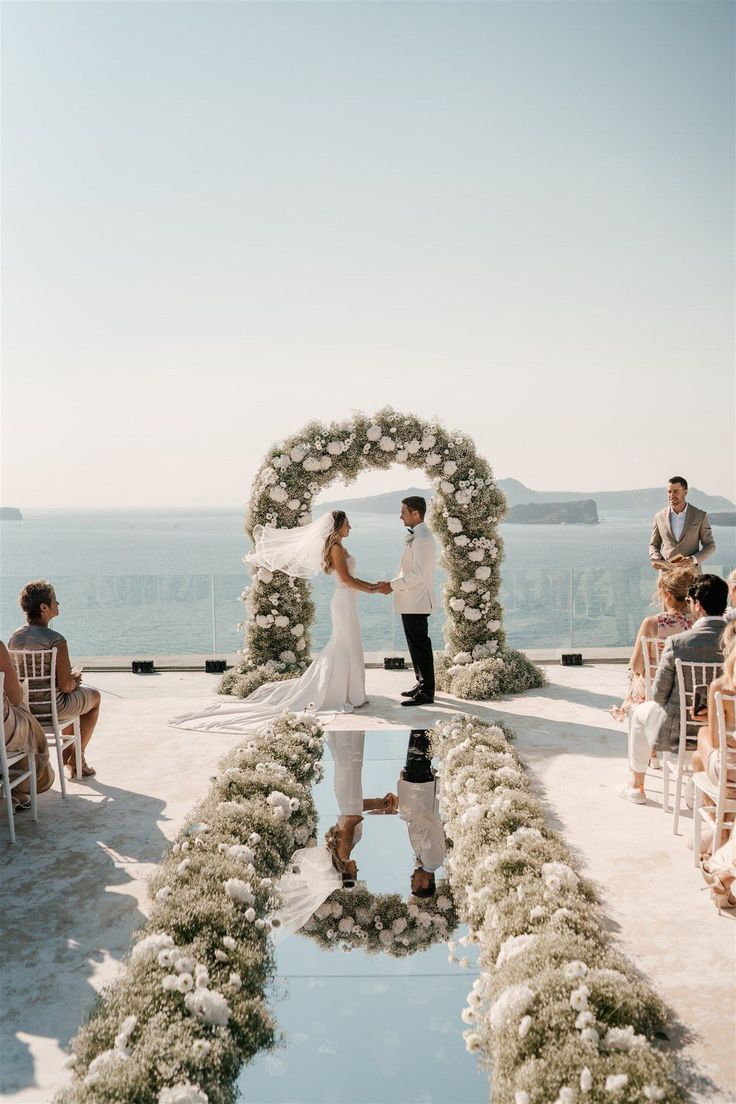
[376,496,437,706]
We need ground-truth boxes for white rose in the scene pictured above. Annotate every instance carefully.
[425,452,441,466]
[379,436,395,452]
[449,597,466,611]
[302,456,320,472]
[279,650,296,664]
[447,517,463,534]
[269,485,288,503]
[256,567,273,584]
[454,535,469,546]
[463,607,482,621]
[290,623,304,637]
[327,441,344,455]
[319,455,332,470]
[296,638,306,651]
[421,434,436,450]
[261,467,278,486]
[440,481,455,494]
[406,439,421,454]
[395,449,408,462]
[461,580,478,592]
[468,549,484,562]
[274,615,289,628]
[475,566,491,580]
[287,499,301,511]
[290,444,307,463]
[443,460,457,476]
[366,424,382,441]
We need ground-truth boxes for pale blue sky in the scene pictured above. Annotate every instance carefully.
[2,1,733,508]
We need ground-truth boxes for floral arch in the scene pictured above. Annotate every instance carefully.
[221,408,544,701]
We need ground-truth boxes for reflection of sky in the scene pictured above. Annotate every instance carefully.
[238,730,485,1103]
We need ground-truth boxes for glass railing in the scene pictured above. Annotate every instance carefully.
[1,563,733,657]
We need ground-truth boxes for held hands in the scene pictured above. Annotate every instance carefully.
[372,581,392,596]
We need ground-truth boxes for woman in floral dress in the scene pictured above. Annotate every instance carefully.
[610,567,696,730]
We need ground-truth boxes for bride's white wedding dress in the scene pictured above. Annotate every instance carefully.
[171,553,367,733]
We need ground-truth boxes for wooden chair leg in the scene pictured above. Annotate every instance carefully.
[693,788,701,867]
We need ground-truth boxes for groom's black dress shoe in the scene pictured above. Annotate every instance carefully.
[401,693,435,707]
[401,686,422,697]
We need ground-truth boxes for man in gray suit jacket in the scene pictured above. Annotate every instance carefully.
[618,574,728,804]
[649,475,716,571]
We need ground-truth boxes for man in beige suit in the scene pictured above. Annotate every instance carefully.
[649,476,716,572]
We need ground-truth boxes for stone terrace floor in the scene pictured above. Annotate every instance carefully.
[1,666,734,1103]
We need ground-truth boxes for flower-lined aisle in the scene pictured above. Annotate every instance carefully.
[222,407,544,701]
[433,715,685,1104]
[57,715,325,1104]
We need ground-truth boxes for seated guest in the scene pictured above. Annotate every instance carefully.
[610,566,696,723]
[618,574,728,804]
[8,580,101,779]
[1,641,54,807]
[649,476,715,572]
[725,569,736,623]
[690,621,736,853]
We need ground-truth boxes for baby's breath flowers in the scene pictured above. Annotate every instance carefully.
[56,713,324,1104]
[219,407,544,701]
[432,714,686,1104]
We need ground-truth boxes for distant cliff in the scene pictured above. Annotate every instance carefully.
[0,507,22,521]
[320,481,734,516]
[711,512,736,527]
[506,500,599,525]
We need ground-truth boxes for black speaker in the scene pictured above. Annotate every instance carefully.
[205,659,227,674]
[384,656,406,670]
[561,653,583,667]
[132,660,155,674]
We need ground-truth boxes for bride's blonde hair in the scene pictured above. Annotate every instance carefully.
[323,511,347,575]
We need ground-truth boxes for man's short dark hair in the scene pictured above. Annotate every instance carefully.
[411,881,435,899]
[688,574,728,616]
[19,579,56,621]
[668,476,688,490]
[402,495,426,519]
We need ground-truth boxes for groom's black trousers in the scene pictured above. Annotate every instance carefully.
[401,614,435,697]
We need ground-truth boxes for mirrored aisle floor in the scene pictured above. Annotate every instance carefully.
[237,729,486,1104]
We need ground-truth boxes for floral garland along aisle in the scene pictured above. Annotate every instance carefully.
[433,714,686,1104]
[221,407,545,701]
[57,714,327,1104]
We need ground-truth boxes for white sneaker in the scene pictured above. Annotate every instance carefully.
[616,783,646,805]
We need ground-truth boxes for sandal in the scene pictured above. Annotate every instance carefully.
[325,829,357,884]
[11,793,32,811]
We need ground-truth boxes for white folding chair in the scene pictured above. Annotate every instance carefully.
[1,672,38,844]
[692,691,736,865]
[665,659,722,834]
[641,637,666,699]
[10,649,81,798]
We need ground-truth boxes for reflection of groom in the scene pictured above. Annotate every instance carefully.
[376,496,437,706]
[398,729,444,897]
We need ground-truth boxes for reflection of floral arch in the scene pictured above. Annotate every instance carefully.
[221,407,544,701]
[300,883,459,957]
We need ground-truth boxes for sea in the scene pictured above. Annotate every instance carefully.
[1,509,734,657]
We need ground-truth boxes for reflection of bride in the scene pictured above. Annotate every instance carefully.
[172,511,379,733]
[273,731,366,940]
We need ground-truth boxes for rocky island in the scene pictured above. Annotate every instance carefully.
[0,507,23,521]
[506,499,599,525]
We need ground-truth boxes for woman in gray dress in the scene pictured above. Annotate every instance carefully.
[8,580,101,778]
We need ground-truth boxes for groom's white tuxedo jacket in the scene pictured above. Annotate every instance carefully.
[390,522,437,615]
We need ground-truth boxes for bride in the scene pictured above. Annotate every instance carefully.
[171,510,379,732]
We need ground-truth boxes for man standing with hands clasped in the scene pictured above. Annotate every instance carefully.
[376,496,437,706]
[649,476,716,573]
